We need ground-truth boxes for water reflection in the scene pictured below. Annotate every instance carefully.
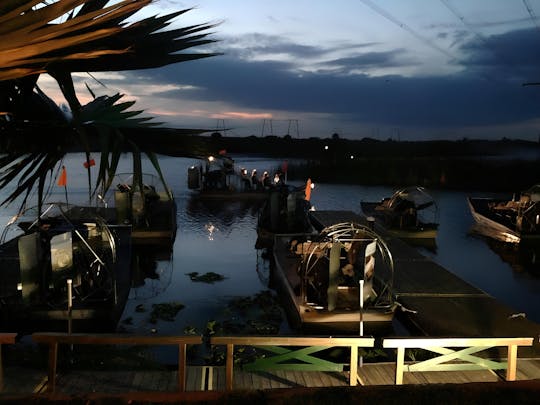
[186,195,265,229]
[129,243,174,300]
[470,232,540,277]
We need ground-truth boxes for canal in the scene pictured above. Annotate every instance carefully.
[0,153,538,347]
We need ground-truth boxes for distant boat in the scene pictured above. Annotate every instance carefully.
[271,222,396,334]
[467,184,540,244]
[0,202,132,332]
[256,179,315,248]
[187,154,270,200]
[95,173,177,245]
[360,186,439,244]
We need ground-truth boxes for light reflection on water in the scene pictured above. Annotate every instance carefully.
[1,154,539,343]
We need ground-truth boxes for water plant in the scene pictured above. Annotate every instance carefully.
[149,301,185,324]
[186,271,226,283]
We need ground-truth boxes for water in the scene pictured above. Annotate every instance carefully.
[1,154,539,342]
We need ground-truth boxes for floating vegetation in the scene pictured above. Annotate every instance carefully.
[205,320,217,335]
[215,291,283,334]
[183,325,198,335]
[228,290,283,327]
[149,302,185,324]
[186,271,226,283]
[121,317,133,325]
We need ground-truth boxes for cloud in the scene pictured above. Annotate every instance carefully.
[46,26,540,140]
[318,49,413,73]
[459,28,540,81]
[145,43,540,128]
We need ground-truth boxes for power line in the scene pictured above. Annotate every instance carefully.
[522,0,540,31]
[440,0,484,44]
[439,0,506,81]
[359,0,457,62]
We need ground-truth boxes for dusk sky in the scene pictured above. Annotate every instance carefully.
[42,1,540,141]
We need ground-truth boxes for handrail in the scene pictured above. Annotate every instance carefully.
[0,333,17,391]
[27,333,536,393]
[210,336,375,390]
[382,336,534,384]
[32,333,202,393]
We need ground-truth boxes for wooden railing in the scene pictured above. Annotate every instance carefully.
[32,332,202,393]
[0,333,17,390]
[210,336,375,390]
[29,333,536,392]
[382,337,534,385]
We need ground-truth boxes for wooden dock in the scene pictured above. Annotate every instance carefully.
[2,360,540,396]
[308,210,540,358]
[1,360,539,394]
[0,332,535,397]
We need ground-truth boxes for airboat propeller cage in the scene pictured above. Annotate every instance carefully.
[317,222,394,275]
[388,186,435,211]
[303,221,394,312]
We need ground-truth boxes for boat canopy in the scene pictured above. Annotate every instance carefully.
[388,186,435,211]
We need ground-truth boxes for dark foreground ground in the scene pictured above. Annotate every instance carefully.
[2,380,540,404]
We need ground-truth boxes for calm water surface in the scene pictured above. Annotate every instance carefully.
[1,154,539,345]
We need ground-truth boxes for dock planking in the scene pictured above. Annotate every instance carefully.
[3,361,539,395]
[308,210,540,357]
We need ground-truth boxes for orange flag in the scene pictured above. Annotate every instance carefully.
[83,158,95,169]
[305,178,312,201]
[57,166,67,187]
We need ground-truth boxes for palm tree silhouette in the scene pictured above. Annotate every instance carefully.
[0,0,219,212]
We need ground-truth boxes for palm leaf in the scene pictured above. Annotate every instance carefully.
[0,1,218,212]
[0,2,218,80]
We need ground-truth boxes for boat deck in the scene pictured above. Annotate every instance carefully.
[308,210,540,358]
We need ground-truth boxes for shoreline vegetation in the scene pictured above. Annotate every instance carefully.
[118,130,540,192]
[3,129,538,191]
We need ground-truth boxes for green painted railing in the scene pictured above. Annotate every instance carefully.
[382,337,534,384]
[210,336,375,390]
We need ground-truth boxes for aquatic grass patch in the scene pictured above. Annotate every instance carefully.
[198,291,285,365]
[149,302,185,324]
[186,271,226,283]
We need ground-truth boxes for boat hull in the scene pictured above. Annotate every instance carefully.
[361,201,438,240]
[0,215,132,333]
[467,197,540,244]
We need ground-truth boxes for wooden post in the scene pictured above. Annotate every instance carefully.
[178,343,187,391]
[395,347,405,385]
[0,344,3,391]
[506,344,518,381]
[349,345,358,386]
[0,334,17,391]
[48,342,58,393]
[225,343,234,391]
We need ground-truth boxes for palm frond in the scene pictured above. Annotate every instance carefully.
[0,1,218,80]
[0,1,219,211]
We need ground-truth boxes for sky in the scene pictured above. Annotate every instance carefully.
[41,0,540,141]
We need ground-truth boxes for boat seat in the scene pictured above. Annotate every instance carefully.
[295,241,331,257]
